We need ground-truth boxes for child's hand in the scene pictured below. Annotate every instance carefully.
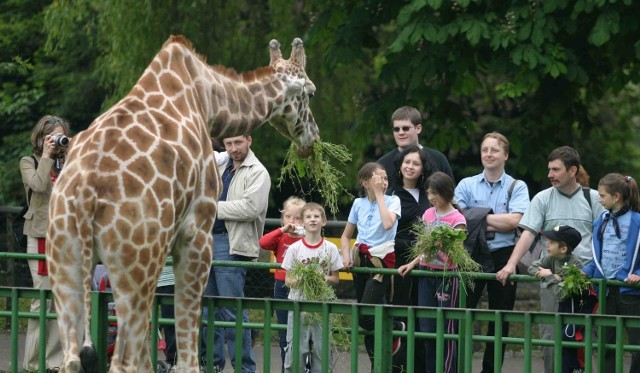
[342,254,353,271]
[398,263,414,277]
[626,274,640,285]
[285,275,299,288]
[281,223,295,234]
[536,268,552,279]
[370,174,386,195]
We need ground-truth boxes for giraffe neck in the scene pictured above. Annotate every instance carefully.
[204,67,281,139]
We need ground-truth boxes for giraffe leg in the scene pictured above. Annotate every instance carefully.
[173,239,212,373]
[106,269,156,373]
[49,239,85,373]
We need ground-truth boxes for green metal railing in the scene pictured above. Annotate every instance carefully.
[1,252,640,372]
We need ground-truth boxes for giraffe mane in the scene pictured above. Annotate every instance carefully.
[211,65,276,83]
[163,34,209,65]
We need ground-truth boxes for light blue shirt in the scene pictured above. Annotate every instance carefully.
[348,195,401,247]
[601,212,631,278]
[455,172,530,251]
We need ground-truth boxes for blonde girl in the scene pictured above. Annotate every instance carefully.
[259,196,305,370]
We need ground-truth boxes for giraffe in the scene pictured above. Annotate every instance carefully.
[47,35,319,373]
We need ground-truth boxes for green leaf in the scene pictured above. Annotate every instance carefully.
[427,0,442,10]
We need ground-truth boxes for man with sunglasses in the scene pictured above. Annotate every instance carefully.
[378,106,454,193]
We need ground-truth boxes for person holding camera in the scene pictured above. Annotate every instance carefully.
[20,115,70,372]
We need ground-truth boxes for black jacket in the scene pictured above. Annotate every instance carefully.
[462,207,494,273]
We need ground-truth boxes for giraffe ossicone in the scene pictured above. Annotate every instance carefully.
[47,35,319,372]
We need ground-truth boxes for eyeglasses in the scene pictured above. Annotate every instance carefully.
[393,126,414,133]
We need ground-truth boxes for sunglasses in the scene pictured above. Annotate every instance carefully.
[393,126,414,133]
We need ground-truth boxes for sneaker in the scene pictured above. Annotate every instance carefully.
[392,321,406,355]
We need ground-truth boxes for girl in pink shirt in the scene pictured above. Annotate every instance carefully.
[398,172,466,373]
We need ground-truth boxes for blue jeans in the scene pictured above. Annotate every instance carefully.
[201,233,256,372]
[273,280,289,372]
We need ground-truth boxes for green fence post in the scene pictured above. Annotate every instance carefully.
[435,307,444,372]
[406,307,416,373]
[205,297,215,373]
[523,312,532,373]
[615,316,624,373]
[350,303,359,372]
[233,298,243,371]
[584,314,593,373]
[263,299,273,373]
[553,314,562,373]
[90,290,108,373]
[463,309,473,371]
[10,288,19,373]
[37,289,47,371]
[150,295,159,372]
[597,279,607,373]
[494,311,503,370]
[292,301,301,373]
[321,303,330,372]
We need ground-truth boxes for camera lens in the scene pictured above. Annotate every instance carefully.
[52,133,70,148]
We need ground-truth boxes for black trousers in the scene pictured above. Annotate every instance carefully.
[465,246,517,373]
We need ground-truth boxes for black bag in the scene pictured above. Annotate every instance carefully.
[11,155,37,252]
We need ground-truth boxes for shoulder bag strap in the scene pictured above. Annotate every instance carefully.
[505,179,519,212]
[26,155,39,207]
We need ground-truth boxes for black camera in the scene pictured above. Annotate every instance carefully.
[51,133,70,148]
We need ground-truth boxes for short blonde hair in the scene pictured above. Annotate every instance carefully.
[280,196,305,223]
[482,132,510,155]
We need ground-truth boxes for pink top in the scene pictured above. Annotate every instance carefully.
[419,207,466,270]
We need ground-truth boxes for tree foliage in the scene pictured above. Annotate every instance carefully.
[2,0,640,216]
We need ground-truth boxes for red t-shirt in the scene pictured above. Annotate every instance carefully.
[259,228,302,281]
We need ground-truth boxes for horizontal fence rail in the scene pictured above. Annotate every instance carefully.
[1,252,640,372]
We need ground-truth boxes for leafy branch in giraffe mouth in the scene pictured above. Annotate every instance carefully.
[278,141,352,216]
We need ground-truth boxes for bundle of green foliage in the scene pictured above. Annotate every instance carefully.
[409,222,481,292]
[559,264,594,301]
[286,257,349,351]
[278,141,352,216]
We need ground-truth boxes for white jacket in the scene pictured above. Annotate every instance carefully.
[216,149,270,258]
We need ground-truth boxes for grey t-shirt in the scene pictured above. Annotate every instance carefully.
[519,186,604,263]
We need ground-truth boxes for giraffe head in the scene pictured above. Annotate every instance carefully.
[267,38,319,157]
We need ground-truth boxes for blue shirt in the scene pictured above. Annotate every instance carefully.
[347,195,401,247]
[212,159,235,234]
[455,172,530,251]
[601,212,631,278]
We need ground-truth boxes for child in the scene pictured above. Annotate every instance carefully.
[582,173,640,372]
[528,225,596,373]
[281,202,343,373]
[398,171,466,373]
[340,162,405,366]
[259,196,305,371]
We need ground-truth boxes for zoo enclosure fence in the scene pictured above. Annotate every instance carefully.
[1,256,639,373]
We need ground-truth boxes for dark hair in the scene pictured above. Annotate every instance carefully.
[301,202,326,221]
[425,171,459,209]
[548,146,580,171]
[391,106,422,126]
[357,162,385,197]
[31,115,71,156]
[598,173,640,212]
[394,146,431,191]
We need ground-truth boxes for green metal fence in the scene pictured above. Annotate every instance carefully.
[1,253,639,373]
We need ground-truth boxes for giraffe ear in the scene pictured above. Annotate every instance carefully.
[290,38,306,69]
[269,39,282,66]
[285,77,305,97]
